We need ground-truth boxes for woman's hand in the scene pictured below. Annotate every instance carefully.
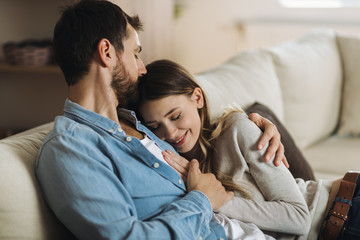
[162,150,189,184]
[248,113,289,168]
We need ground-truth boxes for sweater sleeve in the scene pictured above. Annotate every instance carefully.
[216,113,311,235]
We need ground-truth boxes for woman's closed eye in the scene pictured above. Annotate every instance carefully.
[171,113,182,121]
[147,124,160,131]
[145,113,182,131]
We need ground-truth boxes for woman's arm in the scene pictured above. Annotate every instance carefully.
[216,112,311,235]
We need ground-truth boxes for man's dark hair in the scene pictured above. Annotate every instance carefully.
[53,0,142,86]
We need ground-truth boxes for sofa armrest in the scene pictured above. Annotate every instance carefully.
[0,123,75,239]
[6,122,54,140]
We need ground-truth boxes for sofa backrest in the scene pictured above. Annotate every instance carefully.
[336,33,360,137]
[266,29,342,149]
[196,29,343,150]
[195,49,284,122]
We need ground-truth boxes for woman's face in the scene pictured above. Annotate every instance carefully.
[139,88,204,154]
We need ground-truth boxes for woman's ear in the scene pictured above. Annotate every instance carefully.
[97,38,113,68]
[191,87,204,109]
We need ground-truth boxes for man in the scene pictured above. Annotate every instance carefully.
[36,1,287,239]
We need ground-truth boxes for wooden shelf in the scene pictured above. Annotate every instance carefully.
[0,62,61,74]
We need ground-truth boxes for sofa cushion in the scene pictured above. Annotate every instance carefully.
[195,49,284,122]
[303,136,360,180]
[7,122,55,139]
[266,29,342,149]
[0,128,75,239]
[337,34,360,136]
[245,102,315,181]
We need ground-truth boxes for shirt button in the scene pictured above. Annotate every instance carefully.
[118,128,123,132]
[108,129,114,133]
[153,162,160,168]
[199,236,203,240]
[178,179,182,184]
[126,136,132,142]
[219,238,224,240]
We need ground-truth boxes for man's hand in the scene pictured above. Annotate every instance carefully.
[248,113,289,168]
[187,159,234,210]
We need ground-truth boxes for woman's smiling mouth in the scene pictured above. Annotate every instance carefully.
[173,131,188,147]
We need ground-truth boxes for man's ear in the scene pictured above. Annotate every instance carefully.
[97,38,113,68]
[191,87,204,109]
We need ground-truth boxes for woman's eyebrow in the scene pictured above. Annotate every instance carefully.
[164,107,179,118]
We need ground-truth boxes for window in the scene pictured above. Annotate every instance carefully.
[280,0,360,8]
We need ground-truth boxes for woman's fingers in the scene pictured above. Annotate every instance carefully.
[249,113,289,168]
[162,150,189,182]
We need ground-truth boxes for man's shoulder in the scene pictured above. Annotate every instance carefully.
[48,116,77,136]
[43,115,95,145]
[37,116,103,167]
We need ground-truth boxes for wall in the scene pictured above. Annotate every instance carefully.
[0,0,65,132]
[0,0,173,64]
[113,0,174,65]
[1,0,360,72]
[172,0,360,73]
[0,0,62,59]
[1,0,360,131]
[0,72,67,130]
[0,0,173,132]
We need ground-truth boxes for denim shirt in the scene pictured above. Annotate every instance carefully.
[36,99,226,240]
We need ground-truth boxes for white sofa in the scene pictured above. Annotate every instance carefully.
[0,29,359,239]
[196,29,360,180]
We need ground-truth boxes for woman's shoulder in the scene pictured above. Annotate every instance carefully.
[218,108,263,141]
[216,104,247,124]
[221,110,254,131]
[224,110,248,123]
[211,104,262,142]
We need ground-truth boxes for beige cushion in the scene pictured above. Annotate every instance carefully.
[7,122,55,139]
[195,49,284,122]
[303,136,360,180]
[267,29,342,149]
[0,126,75,239]
[337,34,360,136]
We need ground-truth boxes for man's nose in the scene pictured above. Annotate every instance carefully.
[137,58,147,76]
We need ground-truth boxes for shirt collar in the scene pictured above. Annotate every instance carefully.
[63,98,121,132]
[63,99,147,134]
[117,108,140,126]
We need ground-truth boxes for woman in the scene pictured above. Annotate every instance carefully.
[137,59,360,239]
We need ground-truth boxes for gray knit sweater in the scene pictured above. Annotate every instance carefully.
[214,112,333,239]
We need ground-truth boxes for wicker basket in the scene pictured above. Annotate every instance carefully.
[2,39,53,66]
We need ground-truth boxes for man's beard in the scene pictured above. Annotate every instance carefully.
[111,61,139,109]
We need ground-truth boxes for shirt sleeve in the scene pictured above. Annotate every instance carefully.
[36,133,216,240]
[216,113,311,235]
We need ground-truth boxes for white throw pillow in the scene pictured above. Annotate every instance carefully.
[266,29,342,149]
[337,34,360,136]
[195,50,284,122]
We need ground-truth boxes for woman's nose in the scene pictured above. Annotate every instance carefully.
[164,125,177,140]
